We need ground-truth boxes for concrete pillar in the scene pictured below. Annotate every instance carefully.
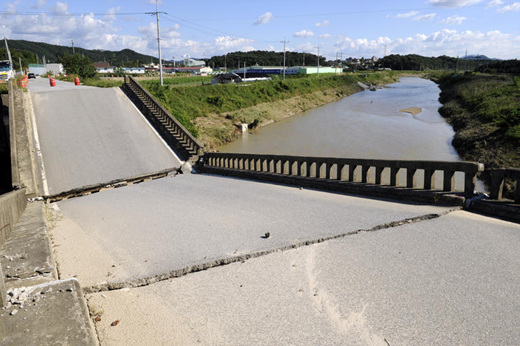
[424,170,435,190]
[361,166,370,184]
[375,167,384,185]
[443,170,455,192]
[390,167,400,187]
[407,168,417,188]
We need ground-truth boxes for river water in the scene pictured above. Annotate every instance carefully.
[219,77,480,191]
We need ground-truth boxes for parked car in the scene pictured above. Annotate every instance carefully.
[28,73,36,79]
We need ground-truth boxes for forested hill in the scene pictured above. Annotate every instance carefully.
[3,39,158,67]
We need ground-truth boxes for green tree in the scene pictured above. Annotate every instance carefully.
[58,53,97,78]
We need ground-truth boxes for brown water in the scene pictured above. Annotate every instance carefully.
[220,77,459,160]
[219,77,485,191]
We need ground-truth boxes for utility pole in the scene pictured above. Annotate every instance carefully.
[72,39,75,54]
[147,1,166,86]
[302,51,305,67]
[316,45,320,77]
[281,38,289,80]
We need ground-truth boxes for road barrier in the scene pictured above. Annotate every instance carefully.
[488,168,520,203]
[122,75,203,162]
[200,152,485,205]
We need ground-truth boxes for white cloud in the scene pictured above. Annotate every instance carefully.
[498,2,520,12]
[51,1,68,14]
[320,33,332,39]
[488,0,504,6]
[441,15,467,24]
[294,30,314,37]
[396,11,419,18]
[254,12,273,25]
[6,1,21,12]
[214,36,254,51]
[336,29,519,59]
[31,0,47,9]
[315,20,330,27]
[429,0,483,7]
[412,13,437,21]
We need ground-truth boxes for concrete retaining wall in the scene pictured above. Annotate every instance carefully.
[0,189,27,248]
[0,188,27,308]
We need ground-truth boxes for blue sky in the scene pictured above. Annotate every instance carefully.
[1,0,519,61]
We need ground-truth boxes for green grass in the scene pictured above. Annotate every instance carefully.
[0,83,7,94]
[437,72,520,196]
[140,72,398,136]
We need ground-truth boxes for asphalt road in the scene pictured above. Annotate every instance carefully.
[85,209,520,345]
[50,174,455,289]
[26,77,181,195]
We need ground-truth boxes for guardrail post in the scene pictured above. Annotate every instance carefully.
[348,165,356,182]
[443,170,455,192]
[489,170,504,200]
[375,167,384,185]
[424,169,435,190]
[337,164,343,181]
[390,167,400,186]
[407,168,417,188]
[361,166,370,184]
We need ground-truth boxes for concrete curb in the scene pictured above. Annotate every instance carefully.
[1,278,98,345]
[1,200,98,345]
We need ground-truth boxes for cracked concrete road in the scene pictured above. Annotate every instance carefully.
[84,209,520,345]
[49,174,454,290]
[26,77,181,195]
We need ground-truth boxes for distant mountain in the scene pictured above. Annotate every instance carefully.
[461,54,499,61]
[5,39,159,66]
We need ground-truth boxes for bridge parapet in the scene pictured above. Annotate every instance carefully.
[488,168,520,203]
[122,76,203,161]
[201,152,484,204]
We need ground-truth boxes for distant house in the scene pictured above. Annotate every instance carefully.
[121,67,146,74]
[184,58,206,67]
[211,73,242,85]
[232,72,271,82]
[45,63,64,75]
[93,62,114,74]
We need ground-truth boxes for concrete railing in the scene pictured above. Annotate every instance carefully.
[123,75,203,161]
[201,153,484,203]
[488,168,520,203]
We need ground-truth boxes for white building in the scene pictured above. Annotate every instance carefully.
[184,58,206,67]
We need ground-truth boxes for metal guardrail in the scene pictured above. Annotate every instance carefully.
[488,168,520,203]
[123,75,203,161]
[202,152,484,197]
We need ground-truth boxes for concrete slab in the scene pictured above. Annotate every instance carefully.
[86,210,520,345]
[27,77,181,195]
[49,174,454,289]
[1,278,98,346]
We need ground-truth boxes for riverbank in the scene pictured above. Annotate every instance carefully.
[435,73,520,194]
[188,73,401,150]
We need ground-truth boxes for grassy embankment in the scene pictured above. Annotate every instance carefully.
[433,72,520,194]
[141,72,400,149]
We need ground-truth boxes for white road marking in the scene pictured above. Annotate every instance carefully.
[27,92,50,196]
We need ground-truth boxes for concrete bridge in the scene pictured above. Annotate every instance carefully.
[1,76,519,345]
